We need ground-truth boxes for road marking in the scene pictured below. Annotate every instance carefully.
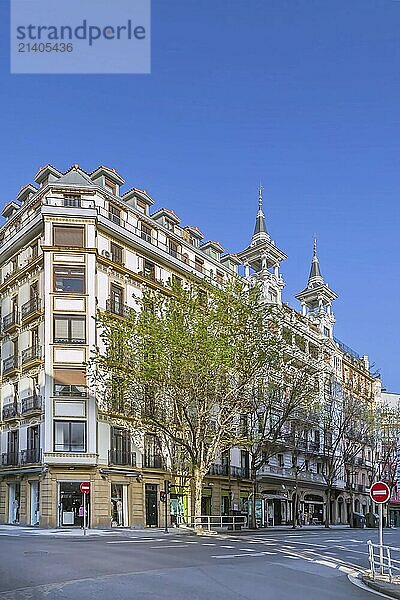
[220,545,235,549]
[201,543,216,546]
[149,545,188,549]
[212,551,276,559]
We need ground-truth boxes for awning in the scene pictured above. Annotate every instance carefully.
[0,467,44,477]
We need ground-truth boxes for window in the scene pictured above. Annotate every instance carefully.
[63,195,81,208]
[54,421,86,452]
[136,199,147,214]
[165,219,174,232]
[54,316,85,344]
[171,274,182,288]
[143,259,156,280]
[277,454,284,468]
[110,284,124,314]
[110,242,123,265]
[54,266,85,293]
[195,257,204,273]
[54,368,87,397]
[109,204,121,225]
[324,326,330,337]
[140,222,152,243]
[216,271,224,283]
[169,240,178,258]
[105,178,117,194]
[110,427,131,464]
[53,226,84,248]
[30,242,38,260]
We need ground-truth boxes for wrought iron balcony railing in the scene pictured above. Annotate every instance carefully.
[1,452,19,466]
[108,449,136,467]
[21,346,42,365]
[20,448,42,464]
[3,356,19,374]
[21,296,41,320]
[2,403,19,420]
[21,395,42,414]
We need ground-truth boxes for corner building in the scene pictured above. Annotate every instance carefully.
[0,165,379,528]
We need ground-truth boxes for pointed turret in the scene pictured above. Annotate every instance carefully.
[237,185,287,304]
[252,186,269,244]
[295,239,337,337]
[308,239,323,287]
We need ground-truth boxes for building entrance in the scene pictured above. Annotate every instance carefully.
[59,482,90,527]
[145,484,158,527]
[8,482,20,524]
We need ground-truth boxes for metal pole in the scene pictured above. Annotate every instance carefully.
[164,482,168,534]
[379,503,383,574]
[83,492,87,536]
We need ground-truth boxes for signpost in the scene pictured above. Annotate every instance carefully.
[80,482,90,536]
[370,481,390,574]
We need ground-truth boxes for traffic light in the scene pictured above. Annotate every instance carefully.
[164,480,171,495]
[160,491,166,502]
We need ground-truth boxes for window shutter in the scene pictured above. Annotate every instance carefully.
[54,317,69,340]
[54,368,86,385]
[53,226,84,247]
[71,318,85,341]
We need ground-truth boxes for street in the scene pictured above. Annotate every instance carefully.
[0,526,394,599]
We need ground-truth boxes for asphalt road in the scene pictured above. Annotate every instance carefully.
[0,526,395,599]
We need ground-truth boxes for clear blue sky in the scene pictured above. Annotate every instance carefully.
[1,0,399,390]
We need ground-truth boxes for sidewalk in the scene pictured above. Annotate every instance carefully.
[361,574,400,599]
[0,524,194,537]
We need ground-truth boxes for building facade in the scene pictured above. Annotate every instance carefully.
[0,165,380,528]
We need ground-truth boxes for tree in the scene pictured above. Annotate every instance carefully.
[319,388,375,528]
[243,359,320,529]
[93,275,280,529]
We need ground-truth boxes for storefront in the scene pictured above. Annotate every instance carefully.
[29,481,40,526]
[111,483,128,527]
[304,494,324,524]
[8,481,20,524]
[58,481,90,527]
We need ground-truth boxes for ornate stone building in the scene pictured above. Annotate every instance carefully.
[0,166,379,528]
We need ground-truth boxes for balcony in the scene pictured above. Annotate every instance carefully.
[1,452,19,467]
[106,299,131,318]
[21,297,42,323]
[21,346,42,368]
[2,356,19,376]
[2,403,19,421]
[108,449,136,467]
[1,311,19,334]
[143,455,165,469]
[20,448,42,464]
[21,395,42,415]
[261,464,325,484]
[208,464,247,478]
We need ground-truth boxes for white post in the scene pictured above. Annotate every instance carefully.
[83,493,87,537]
[379,503,383,574]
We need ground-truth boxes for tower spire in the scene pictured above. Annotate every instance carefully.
[308,237,323,287]
[252,184,269,243]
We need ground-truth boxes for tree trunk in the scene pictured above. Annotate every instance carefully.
[249,470,258,529]
[193,467,204,533]
[325,487,331,528]
[292,468,299,529]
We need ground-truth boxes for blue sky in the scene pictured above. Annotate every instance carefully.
[0,0,399,390]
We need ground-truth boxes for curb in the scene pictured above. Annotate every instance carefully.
[361,574,400,600]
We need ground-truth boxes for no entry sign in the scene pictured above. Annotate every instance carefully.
[370,481,390,504]
[80,481,90,494]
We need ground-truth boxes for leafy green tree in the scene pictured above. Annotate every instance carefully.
[93,276,280,528]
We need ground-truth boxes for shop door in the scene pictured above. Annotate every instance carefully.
[30,481,40,526]
[59,482,90,527]
[8,482,20,524]
[145,484,158,527]
[273,500,282,525]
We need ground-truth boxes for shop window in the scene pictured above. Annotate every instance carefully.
[54,421,86,452]
[54,315,86,344]
[53,226,84,248]
[54,266,85,293]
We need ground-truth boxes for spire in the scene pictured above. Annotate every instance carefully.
[307,237,324,287]
[252,184,269,243]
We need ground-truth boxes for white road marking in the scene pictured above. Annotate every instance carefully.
[201,543,216,546]
[149,545,188,549]
[220,545,235,549]
[212,551,276,559]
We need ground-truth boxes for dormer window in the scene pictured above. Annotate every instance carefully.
[136,199,147,214]
[105,178,117,195]
[188,236,198,247]
[165,219,174,232]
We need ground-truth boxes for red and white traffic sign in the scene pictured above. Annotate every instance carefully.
[370,481,390,504]
[80,482,90,494]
